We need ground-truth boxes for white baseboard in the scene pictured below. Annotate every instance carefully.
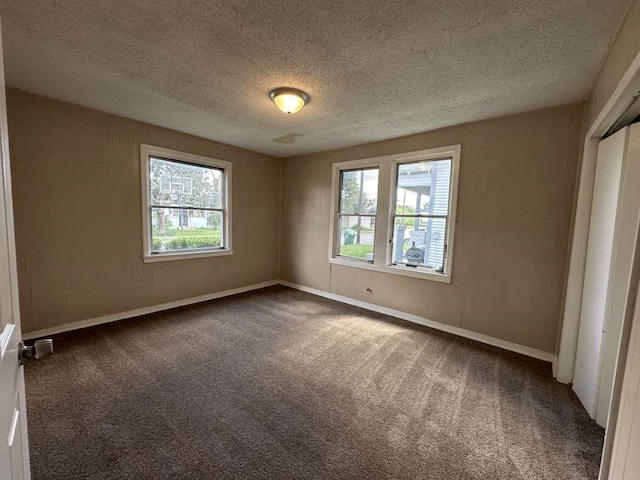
[21,280,279,341]
[279,280,557,364]
[22,278,558,366]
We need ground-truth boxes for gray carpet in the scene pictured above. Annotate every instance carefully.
[24,286,603,479]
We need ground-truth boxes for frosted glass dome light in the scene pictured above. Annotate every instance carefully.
[269,88,309,114]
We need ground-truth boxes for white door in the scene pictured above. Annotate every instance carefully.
[0,17,32,480]
[573,124,640,427]
[606,277,640,480]
[600,272,640,480]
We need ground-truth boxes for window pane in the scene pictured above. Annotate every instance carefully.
[396,159,451,216]
[151,208,223,253]
[150,157,223,209]
[340,168,378,214]
[391,217,447,271]
[337,215,375,261]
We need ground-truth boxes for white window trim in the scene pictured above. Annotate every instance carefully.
[328,145,461,283]
[140,144,232,263]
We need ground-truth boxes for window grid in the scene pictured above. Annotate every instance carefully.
[141,144,232,262]
[390,158,453,272]
[336,167,379,262]
[328,145,460,282]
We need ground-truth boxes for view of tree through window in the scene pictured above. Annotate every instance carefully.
[149,157,224,253]
[337,168,378,260]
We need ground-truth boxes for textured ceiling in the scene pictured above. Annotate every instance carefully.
[0,0,631,157]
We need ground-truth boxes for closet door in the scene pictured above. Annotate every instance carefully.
[573,124,640,427]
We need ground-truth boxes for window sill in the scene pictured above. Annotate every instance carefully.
[329,256,451,283]
[143,249,233,263]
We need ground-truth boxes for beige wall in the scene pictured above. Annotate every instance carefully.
[281,104,583,354]
[6,89,584,353]
[586,0,640,129]
[7,89,281,334]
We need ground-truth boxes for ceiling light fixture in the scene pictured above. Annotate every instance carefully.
[269,87,309,114]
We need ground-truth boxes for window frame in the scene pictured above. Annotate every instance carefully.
[329,145,461,283]
[329,157,382,260]
[335,165,380,263]
[140,144,232,263]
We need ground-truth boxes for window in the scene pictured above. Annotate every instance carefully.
[140,144,232,262]
[391,159,452,272]
[329,145,460,283]
[337,167,379,261]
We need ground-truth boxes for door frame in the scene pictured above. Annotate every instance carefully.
[557,50,640,384]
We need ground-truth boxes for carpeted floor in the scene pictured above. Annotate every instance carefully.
[24,286,603,479]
